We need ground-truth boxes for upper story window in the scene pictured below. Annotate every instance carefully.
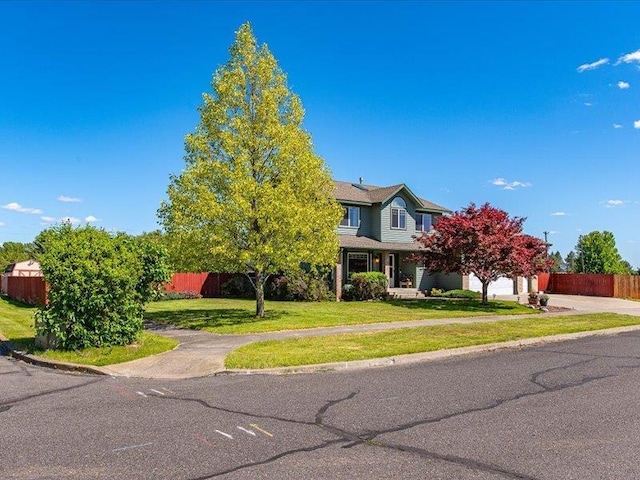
[391,197,407,229]
[340,206,360,228]
[415,213,432,232]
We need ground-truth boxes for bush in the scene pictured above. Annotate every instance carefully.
[157,290,202,301]
[344,272,388,301]
[429,288,443,297]
[221,274,255,298]
[434,289,481,299]
[34,224,171,350]
[269,269,334,302]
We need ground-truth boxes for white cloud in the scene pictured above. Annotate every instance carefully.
[616,49,640,65]
[606,199,626,208]
[491,178,531,190]
[584,102,593,107]
[2,202,43,214]
[85,215,99,223]
[617,81,630,89]
[551,212,568,216]
[576,58,609,72]
[61,216,81,224]
[613,123,623,129]
[0,221,4,227]
[57,195,82,203]
[634,120,640,129]
[40,216,57,223]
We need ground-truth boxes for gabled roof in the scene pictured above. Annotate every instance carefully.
[333,180,450,213]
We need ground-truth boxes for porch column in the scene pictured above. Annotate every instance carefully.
[335,249,343,301]
[382,251,391,288]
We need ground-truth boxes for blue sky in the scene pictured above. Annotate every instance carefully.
[1,1,639,266]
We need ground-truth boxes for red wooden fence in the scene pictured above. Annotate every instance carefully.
[547,273,640,299]
[6,276,48,306]
[164,273,235,298]
[537,273,550,292]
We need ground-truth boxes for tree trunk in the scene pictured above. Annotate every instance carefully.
[255,271,265,318]
[481,281,489,304]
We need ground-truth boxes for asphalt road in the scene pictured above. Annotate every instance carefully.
[3,331,640,479]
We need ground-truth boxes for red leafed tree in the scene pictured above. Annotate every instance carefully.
[415,203,549,303]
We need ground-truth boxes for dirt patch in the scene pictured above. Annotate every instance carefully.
[543,305,573,313]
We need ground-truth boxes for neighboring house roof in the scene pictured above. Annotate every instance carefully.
[333,180,450,213]
[338,234,423,252]
[3,260,42,276]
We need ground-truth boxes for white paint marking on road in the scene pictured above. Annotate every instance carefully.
[113,442,154,452]
[249,424,274,437]
[161,387,174,394]
[136,391,148,398]
[150,389,165,396]
[215,430,233,440]
[237,426,256,436]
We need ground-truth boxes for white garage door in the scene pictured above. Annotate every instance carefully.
[469,274,514,296]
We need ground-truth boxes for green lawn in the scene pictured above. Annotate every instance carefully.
[225,313,640,369]
[144,297,537,334]
[0,295,178,366]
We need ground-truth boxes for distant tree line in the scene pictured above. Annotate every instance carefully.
[547,231,638,275]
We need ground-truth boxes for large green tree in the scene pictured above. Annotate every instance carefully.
[0,241,33,271]
[159,23,342,317]
[574,230,629,274]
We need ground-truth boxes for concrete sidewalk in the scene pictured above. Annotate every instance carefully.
[7,294,640,379]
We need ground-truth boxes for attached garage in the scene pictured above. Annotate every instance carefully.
[469,274,515,296]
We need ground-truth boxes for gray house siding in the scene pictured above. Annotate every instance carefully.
[435,273,463,291]
[336,204,372,237]
[379,196,418,243]
[417,268,436,292]
[370,205,381,241]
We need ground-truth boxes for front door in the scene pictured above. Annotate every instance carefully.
[388,254,395,288]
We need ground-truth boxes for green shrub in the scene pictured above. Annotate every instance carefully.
[436,289,481,299]
[157,290,202,301]
[430,288,444,297]
[221,274,255,298]
[345,272,388,301]
[34,224,171,350]
[270,269,334,302]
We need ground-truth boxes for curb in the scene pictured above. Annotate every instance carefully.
[222,324,640,375]
[0,334,112,376]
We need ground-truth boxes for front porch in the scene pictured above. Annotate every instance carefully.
[334,246,432,300]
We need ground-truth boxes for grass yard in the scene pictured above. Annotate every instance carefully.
[0,295,178,366]
[225,313,640,369]
[144,297,536,334]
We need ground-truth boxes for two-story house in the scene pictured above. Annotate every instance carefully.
[333,179,461,299]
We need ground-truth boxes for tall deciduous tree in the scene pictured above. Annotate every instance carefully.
[0,241,33,271]
[159,23,342,317]
[415,203,549,303]
[574,231,629,274]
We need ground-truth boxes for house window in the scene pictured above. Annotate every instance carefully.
[415,213,432,232]
[347,252,369,276]
[391,197,406,229]
[340,206,360,227]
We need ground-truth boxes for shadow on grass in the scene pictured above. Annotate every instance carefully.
[0,295,38,309]
[385,299,525,313]
[144,308,292,330]
[0,337,36,355]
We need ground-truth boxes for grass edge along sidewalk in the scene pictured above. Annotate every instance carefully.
[0,295,178,367]
[225,313,640,369]
[144,297,537,334]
